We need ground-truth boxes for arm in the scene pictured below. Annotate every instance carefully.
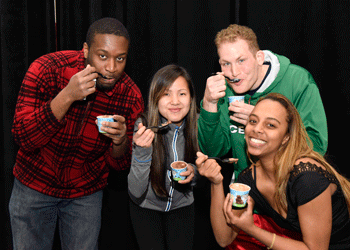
[224,164,333,250]
[128,122,155,199]
[50,65,97,121]
[293,73,328,155]
[223,186,332,250]
[12,59,95,151]
[105,91,144,170]
[196,152,238,247]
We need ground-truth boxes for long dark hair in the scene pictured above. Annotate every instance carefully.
[145,64,199,197]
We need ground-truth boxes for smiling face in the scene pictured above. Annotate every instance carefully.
[218,39,265,94]
[157,76,191,126]
[83,33,129,91]
[245,99,290,161]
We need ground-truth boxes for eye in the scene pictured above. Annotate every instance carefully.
[248,119,257,125]
[266,123,276,128]
[99,55,107,60]
[238,59,245,64]
[117,57,125,62]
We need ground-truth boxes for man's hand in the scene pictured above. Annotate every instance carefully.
[51,64,98,121]
[97,115,127,146]
[202,73,226,112]
[65,64,98,101]
[229,101,255,125]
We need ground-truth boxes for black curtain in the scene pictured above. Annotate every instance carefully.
[2,1,350,249]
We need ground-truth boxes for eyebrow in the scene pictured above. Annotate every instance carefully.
[96,49,127,56]
[250,114,281,124]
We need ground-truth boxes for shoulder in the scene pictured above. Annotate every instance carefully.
[33,50,82,69]
[119,73,142,96]
[289,158,336,185]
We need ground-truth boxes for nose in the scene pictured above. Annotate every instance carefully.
[231,64,240,77]
[105,59,117,73]
[253,122,263,134]
[170,94,180,105]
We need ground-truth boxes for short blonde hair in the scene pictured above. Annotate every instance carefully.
[215,24,260,54]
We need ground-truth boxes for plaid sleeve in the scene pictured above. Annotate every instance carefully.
[12,56,66,151]
[106,78,145,171]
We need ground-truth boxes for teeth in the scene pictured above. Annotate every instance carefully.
[250,138,266,144]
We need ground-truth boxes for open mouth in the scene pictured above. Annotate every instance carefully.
[249,137,267,147]
[225,77,241,83]
[96,72,114,80]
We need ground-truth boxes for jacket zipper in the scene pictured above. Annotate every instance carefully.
[165,126,180,212]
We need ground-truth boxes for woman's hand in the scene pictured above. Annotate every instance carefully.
[133,122,155,148]
[195,152,223,185]
[178,164,195,184]
[223,194,255,234]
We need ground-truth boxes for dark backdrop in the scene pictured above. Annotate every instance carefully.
[2,0,350,249]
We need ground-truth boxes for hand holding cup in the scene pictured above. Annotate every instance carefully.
[96,114,127,145]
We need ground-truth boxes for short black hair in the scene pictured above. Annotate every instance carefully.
[86,17,130,47]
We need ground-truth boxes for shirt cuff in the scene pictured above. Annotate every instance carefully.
[199,106,221,124]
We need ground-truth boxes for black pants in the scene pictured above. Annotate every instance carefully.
[129,200,195,250]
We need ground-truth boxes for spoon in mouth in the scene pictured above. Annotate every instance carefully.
[96,72,108,79]
[211,73,240,83]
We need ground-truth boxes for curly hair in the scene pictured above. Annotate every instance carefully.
[86,17,130,47]
[215,24,259,53]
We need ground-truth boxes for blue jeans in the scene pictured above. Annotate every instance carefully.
[9,178,103,250]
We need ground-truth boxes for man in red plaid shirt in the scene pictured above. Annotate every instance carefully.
[9,18,144,249]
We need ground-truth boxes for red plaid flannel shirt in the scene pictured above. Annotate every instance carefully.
[12,50,144,198]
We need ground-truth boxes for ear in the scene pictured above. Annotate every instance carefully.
[256,50,265,65]
[83,42,89,59]
[282,134,290,146]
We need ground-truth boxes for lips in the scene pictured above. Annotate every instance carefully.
[227,78,241,83]
[169,108,181,113]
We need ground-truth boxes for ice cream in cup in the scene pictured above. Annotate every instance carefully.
[229,183,251,208]
[170,161,188,181]
[228,96,245,104]
[97,115,114,133]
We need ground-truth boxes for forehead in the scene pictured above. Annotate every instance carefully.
[252,99,288,121]
[167,76,189,90]
[218,39,255,60]
[90,33,129,53]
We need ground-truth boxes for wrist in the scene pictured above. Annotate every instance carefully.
[203,98,218,112]
[113,135,128,146]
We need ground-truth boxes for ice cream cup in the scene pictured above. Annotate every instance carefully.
[229,183,251,208]
[228,96,245,104]
[97,115,114,133]
[170,161,188,181]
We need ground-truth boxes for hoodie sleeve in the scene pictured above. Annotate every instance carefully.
[198,103,232,158]
[292,70,328,156]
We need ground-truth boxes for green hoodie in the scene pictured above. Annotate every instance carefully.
[198,51,328,178]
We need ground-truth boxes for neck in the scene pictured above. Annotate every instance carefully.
[257,155,276,181]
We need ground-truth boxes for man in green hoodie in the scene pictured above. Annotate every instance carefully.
[198,24,327,180]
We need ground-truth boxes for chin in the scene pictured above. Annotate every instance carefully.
[96,82,116,92]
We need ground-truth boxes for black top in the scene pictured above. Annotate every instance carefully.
[237,162,350,249]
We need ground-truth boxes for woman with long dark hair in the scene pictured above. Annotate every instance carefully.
[128,64,199,249]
